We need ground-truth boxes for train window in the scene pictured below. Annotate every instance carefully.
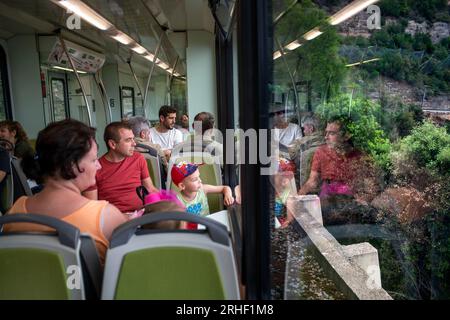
[0,45,11,120]
[120,86,135,119]
[50,78,69,121]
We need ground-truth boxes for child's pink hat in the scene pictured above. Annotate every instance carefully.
[144,189,184,208]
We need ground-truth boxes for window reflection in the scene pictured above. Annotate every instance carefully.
[271,0,450,300]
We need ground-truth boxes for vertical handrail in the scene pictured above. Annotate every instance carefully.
[58,34,92,126]
[143,35,163,119]
[275,37,300,122]
[165,56,179,105]
[127,56,144,110]
[94,70,113,124]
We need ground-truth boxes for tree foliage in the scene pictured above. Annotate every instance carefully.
[394,121,450,176]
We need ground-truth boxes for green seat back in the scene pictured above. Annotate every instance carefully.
[0,248,70,300]
[114,247,225,300]
[145,157,161,190]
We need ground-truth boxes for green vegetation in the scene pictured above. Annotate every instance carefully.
[393,121,450,176]
[380,0,449,21]
[340,0,450,95]
[360,28,450,94]
[273,0,450,301]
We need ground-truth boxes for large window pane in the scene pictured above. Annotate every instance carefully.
[271,0,450,300]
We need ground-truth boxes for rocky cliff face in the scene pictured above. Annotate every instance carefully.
[337,11,373,38]
[405,21,450,44]
[374,77,449,110]
[337,13,450,44]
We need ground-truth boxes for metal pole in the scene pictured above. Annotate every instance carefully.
[143,35,163,118]
[273,0,298,25]
[58,34,93,126]
[275,37,300,121]
[165,56,179,105]
[127,56,144,109]
[94,71,113,124]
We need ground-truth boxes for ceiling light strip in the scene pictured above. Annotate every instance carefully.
[51,0,181,77]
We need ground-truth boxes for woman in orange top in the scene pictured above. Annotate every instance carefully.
[4,119,127,265]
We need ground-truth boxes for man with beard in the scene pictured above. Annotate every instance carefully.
[149,105,184,160]
[84,121,158,213]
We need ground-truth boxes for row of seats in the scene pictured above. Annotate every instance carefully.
[0,212,240,299]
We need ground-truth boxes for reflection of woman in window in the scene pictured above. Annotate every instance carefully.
[0,120,34,159]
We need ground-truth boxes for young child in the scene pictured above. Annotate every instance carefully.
[272,157,296,228]
[171,161,234,218]
[141,200,186,230]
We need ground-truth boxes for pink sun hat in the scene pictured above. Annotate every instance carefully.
[144,189,185,208]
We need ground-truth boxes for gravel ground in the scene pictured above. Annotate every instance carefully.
[270,224,346,300]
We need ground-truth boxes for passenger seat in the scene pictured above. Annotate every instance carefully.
[0,214,101,300]
[101,212,240,299]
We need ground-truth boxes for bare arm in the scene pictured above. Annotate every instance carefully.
[163,149,172,162]
[298,170,320,195]
[142,177,158,194]
[83,189,98,200]
[234,185,241,205]
[100,204,128,240]
[203,184,234,206]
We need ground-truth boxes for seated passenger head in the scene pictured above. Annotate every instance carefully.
[128,116,151,141]
[324,116,352,149]
[171,161,201,192]
[22,119,98,189]
[180,113,189,129]
[193,112,215,135]
[301,115,319,136]
[104,121,136,157]
[0,120,28,144]
[159,105,178,130]
[141,200,186,230]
